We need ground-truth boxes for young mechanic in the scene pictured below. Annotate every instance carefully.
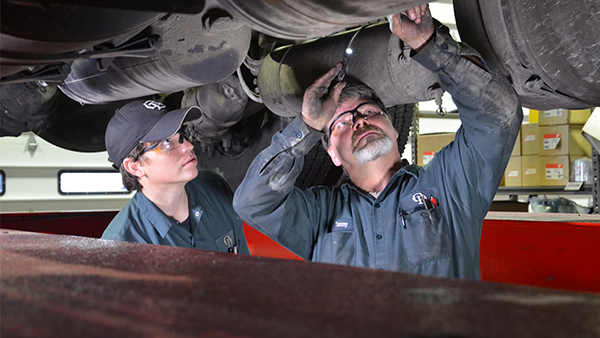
[233,4,522,279]
[102,100,249,254]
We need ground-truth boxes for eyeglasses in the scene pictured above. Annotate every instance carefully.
[327,101,386,140]
[138,129,187,158]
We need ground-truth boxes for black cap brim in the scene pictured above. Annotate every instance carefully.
[141,106,201,142]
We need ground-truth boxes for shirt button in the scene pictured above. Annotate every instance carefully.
[374,203,380,209]
[376,234,383,240]
[195,211,200,217]
[296,131,303,139]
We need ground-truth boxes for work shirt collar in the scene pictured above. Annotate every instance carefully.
[135,182,201,238]
[341,164,420,201]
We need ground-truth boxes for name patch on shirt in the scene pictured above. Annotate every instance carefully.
[332,218,354,232]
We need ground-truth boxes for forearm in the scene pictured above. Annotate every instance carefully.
[412,25,522,132]
[233,116,323,258]
[413,25,522,161]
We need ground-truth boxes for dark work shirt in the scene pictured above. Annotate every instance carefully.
[233,26,523,279]
[102,170,249,254]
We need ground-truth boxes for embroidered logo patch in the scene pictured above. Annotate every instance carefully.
[412,192,427,205]
[223,235,233,248]
[143,100,166,110]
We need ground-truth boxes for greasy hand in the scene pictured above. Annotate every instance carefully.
[301,63,346,131]
[390,4,435,51]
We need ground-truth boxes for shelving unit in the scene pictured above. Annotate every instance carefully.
[496,185,594,196]
[410,109,600,214]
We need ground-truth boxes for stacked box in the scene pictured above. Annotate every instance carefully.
[538,108,592,126]
[511,130,521,157]
[417,132,456,166]
[540,156,570,186]
[521,123,539,155]
[539,124,590,157]
[504,156,522,186]
[534,109,592,186]
[522,155,540,187]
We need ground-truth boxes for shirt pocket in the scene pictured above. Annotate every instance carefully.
[215,230,236,253]
[399,192,451,265]
[318,218,356,266]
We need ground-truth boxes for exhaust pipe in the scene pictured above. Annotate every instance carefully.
[59,11,251,104]
[216,0,433,40]
[257,23,441,117]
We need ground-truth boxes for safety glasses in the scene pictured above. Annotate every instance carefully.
[139,128,188,158]
[326,101,386,141]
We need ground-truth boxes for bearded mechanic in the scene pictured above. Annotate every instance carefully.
[233,4,522,279]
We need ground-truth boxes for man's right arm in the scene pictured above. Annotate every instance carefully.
[234,63,346,259]
[233,116,327,260]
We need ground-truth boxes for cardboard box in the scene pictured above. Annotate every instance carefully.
[417,132,455,166]
[521,123,539,155]
[540,156,569,186]
[504,156,522,186]
[538,108,592,126]
[511,130,521,156]
[539,124,590,156]
[521,155,540,187]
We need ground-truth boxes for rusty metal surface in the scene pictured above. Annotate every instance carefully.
[1,229,599,338]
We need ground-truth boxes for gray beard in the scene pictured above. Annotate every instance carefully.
[353,135,393,164]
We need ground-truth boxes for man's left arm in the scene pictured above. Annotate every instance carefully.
[393,5,522,212]
[412,23,523,208]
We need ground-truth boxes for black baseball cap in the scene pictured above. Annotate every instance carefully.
[105,100,201,168]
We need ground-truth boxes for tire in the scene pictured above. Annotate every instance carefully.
[388,103,414,158]
[36,95,140,152]
[454,0,600,109]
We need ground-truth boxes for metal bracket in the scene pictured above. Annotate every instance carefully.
[1,34,163,85]
[0,63,72,85]
[1,34,162,66]
[411,105,419,165]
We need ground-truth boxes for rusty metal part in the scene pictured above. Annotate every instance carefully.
[257,23,440,117]
[2,229,599,337]
[59,10,251,104]
[182,74,248,139]
[216,0,426,40]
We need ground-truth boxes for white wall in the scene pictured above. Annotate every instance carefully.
[0,132,133,213]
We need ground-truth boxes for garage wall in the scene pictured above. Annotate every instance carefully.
[0,132,133,213]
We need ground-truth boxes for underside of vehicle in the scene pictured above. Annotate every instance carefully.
[1,0,598,189]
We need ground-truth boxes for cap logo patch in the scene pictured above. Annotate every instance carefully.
[143,100,166,110]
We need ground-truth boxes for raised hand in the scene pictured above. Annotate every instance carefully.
[301,63,346,131]
[390,4,435,52]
